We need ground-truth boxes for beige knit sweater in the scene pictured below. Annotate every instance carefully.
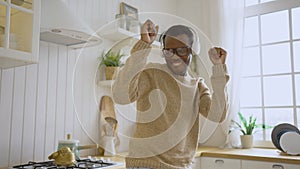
[112,40,229,169]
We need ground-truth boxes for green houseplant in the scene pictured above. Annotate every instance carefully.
[230,112,272,148]
[99,49,125,80]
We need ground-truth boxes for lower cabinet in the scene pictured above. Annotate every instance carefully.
[195,157,300,169]
[191,157,201,168]
[242,160,300,169]
[199,157,241,169]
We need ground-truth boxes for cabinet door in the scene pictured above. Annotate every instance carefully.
[201,157,241,169]
[191,157,201,169]
[242,160,300,169]
[0,0,40,68]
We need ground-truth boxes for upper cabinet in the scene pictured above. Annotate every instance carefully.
[0,0,40,69]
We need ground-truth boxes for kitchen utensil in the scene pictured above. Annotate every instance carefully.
[58,134,98,160]
[100,96,116,120]
[271,123,300,151]
[279,131,300,155]
[103,136,116,156]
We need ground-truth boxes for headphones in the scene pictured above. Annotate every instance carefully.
[158,25,201,55]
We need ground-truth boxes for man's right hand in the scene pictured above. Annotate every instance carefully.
[141,19,159,44]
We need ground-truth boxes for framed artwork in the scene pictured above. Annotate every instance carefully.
[119,2,139,31]
[120,2,138,20]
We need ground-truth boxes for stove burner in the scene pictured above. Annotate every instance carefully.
[12,159,116,169]
[76,159,115,169]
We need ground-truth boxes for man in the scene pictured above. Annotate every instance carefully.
[112,19,229,169]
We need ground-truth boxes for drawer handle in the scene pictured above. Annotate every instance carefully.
[215,159,224,164]
[272,164,284,169]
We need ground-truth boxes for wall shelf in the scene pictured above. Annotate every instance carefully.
[99,27,160,47]
[100,27,138,42]
[96,80,114,100]
[97,80,114,88]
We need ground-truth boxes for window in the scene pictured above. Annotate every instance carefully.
[241,0,300,146]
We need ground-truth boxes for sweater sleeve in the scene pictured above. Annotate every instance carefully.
[112,40,152,105]
[199,64,229,122]
[198,64,230,145]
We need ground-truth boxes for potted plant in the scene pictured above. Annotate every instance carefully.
[230,112,272,148]
[99,49,125,80]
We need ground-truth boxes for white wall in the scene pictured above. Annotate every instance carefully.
[0,0,177,167]
[176,0,213,42]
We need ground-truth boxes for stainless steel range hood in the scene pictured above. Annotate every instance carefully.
[40,0,102,48]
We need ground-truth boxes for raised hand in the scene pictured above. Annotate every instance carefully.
[141,19,159,44]
[208,47,227,65]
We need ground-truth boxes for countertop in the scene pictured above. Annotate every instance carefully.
[2,147,300,169]
[196,146,300,164]
[105,147,300,169]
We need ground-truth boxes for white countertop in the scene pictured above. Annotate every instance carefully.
[2,147,300,169]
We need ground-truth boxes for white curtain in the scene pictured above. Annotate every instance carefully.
[197,0,245,147]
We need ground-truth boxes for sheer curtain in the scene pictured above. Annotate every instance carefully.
[198,0,245,147]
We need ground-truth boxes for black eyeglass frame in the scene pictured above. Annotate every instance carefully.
[162,47,192,58]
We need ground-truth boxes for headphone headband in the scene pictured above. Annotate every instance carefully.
[159,25,200,54]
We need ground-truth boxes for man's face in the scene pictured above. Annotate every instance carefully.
[163,34,192,76]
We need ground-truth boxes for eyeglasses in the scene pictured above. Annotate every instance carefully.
[162,47,191,58]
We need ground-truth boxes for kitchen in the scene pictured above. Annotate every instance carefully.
[0,0,300,169]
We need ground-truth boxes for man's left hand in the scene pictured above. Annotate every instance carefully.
[208,47,227,65]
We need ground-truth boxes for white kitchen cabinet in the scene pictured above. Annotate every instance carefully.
[200,157,241,169]
[0,0,40,68]
[191,157,201,169]
[242,160,300,169]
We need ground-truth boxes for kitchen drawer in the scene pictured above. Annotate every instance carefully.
[242,160,300,169]
[201,157,241,169]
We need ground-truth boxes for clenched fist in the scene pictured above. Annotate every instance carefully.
[141,19,159,44]
[208,47,227,65]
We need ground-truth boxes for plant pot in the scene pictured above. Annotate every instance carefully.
[240,135,253,149]
[105,66,119,80]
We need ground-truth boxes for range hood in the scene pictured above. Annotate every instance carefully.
[40,0,102,48]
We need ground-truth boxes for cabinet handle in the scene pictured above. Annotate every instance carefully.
[214,159,224,164]
[272,164,284,169]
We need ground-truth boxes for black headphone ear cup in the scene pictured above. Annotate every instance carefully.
[159,32,165,49]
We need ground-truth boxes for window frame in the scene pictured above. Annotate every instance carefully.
[242,0,300,148]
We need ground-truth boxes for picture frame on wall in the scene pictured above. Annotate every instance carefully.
[120,2,138,20]
[119,2,140,32]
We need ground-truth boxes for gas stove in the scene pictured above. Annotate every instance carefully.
[12,158,123,169]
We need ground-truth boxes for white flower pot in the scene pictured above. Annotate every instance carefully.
[240,135,253,149]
